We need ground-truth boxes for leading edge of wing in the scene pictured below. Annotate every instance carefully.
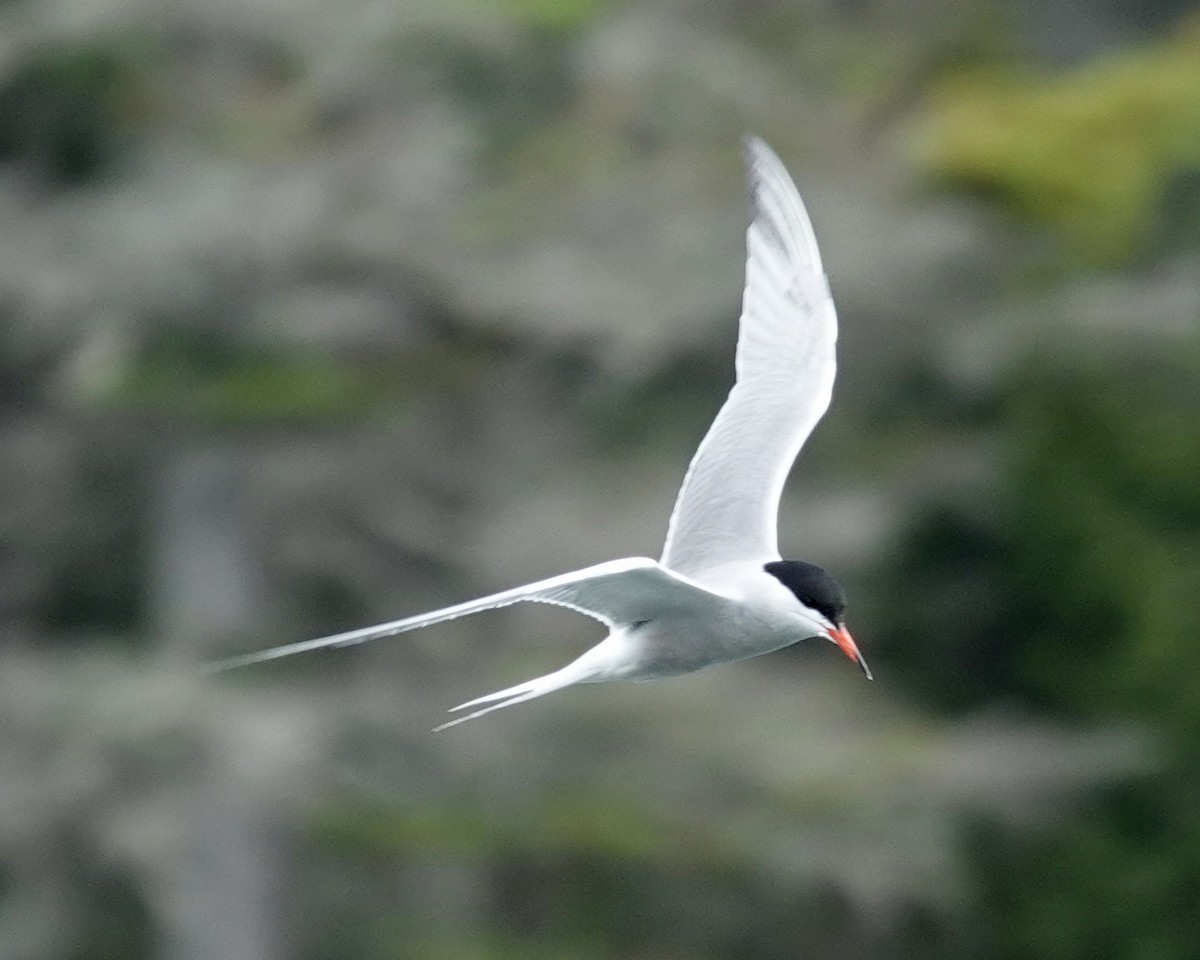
[207,557,717,672]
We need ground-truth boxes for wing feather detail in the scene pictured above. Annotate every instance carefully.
[660,137,838,577]
[210,557,726,671]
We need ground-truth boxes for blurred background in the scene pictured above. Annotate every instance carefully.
[1,0,1198,957]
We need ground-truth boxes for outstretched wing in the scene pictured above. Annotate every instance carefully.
[210,557,726,671]
[660,137,838,578]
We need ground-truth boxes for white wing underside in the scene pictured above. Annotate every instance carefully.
[211,557,725,672]
[660,137,838,578]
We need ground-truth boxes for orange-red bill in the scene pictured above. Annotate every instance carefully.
[825,624,872,680]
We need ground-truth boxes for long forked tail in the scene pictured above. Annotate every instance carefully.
[433,663,585,732]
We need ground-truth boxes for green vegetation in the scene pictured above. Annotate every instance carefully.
[105,331,488,426]
[974,346,1200,960]
[0,40,151,183]
[313,792,722,867]
[201,47,313,159]
[1006,349,1200,724]
[913,17,1200,262]
[470,0,616,33]
[878,339,1200,958]
[307,792,938,960]
[391,25,578,168]
[392,933,612,960]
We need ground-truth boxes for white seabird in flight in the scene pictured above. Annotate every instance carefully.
[216,137,871,729]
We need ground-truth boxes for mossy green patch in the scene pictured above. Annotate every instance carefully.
[967,339,1200,960]
[205,92,317,159]
[312,791,723,867]
[0,39,154,183]
[105,333,487,426]
[912,16,1200,263]
[393,932,609,960]
[466,0,615,33]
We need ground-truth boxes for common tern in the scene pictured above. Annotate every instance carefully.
[216,137,871,730]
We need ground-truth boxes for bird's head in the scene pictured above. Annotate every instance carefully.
[763,560,871,679]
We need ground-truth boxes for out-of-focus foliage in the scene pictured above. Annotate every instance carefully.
[976,346,1200,960]
[1008,349,1200,727]
[0,41,152,184]
[976,775,1200,960]
[314,793,721,865]
[878,345,1200,716]
[879,343,1200,958]
[873,500,1016,712]
[107,330,489,425]
[484,0,615,33]
[913,15,1200,262]
[306,795,965,960]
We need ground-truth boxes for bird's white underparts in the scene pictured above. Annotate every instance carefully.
[214,137,872,730]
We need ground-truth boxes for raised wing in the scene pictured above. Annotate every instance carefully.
[210,557,726,671]
[660,137,838,578]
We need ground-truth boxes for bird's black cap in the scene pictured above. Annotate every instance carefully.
[763,560,846,625]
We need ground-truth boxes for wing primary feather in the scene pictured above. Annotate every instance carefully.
[206,593,533,673]
[660,137,838,576]
[743,136,824,275]
[207,557,713,674]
